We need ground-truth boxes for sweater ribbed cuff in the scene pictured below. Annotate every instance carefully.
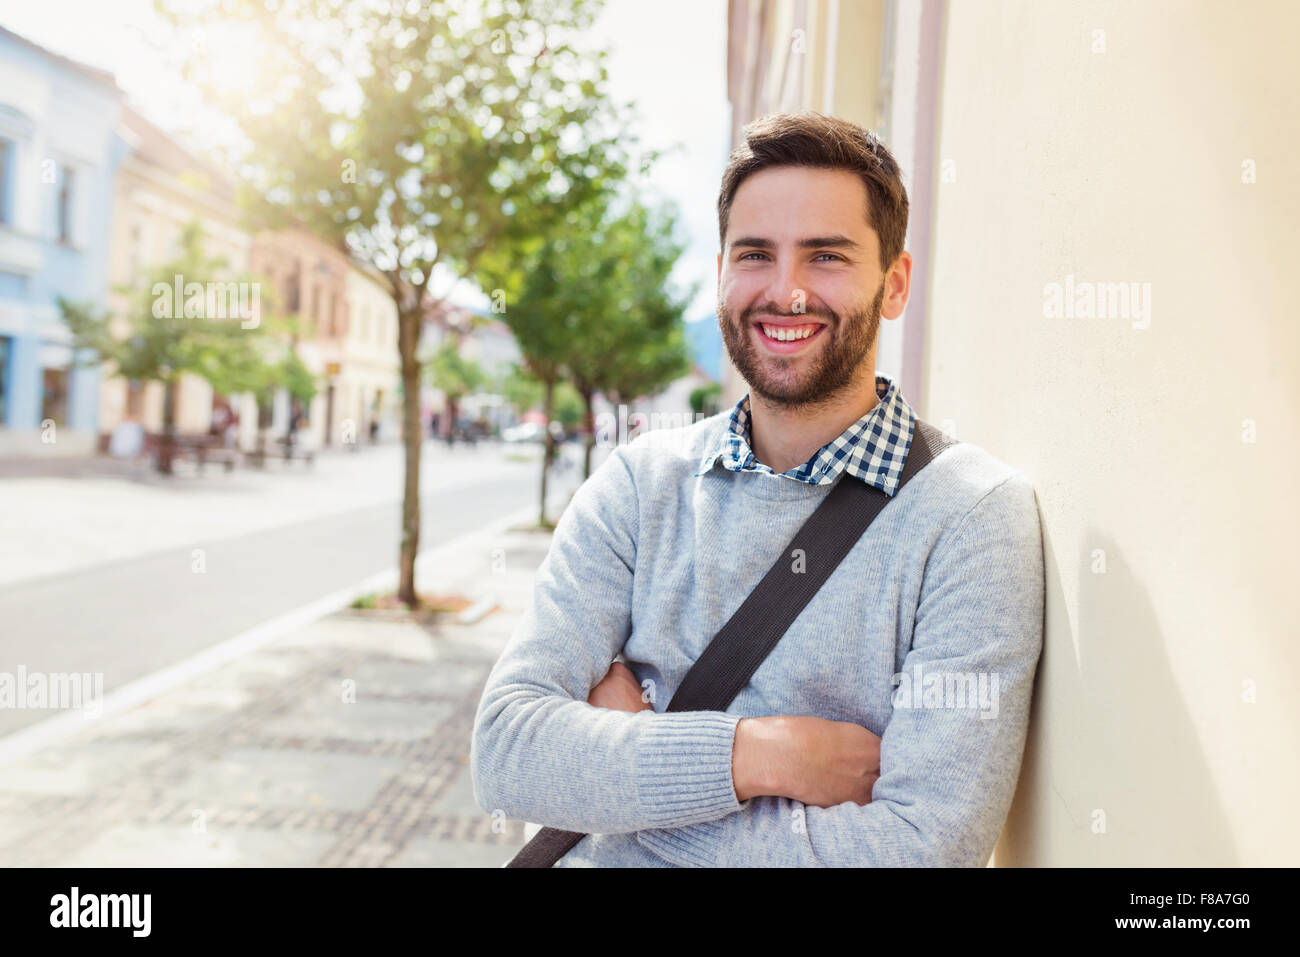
[633,711,743,829]
[637,818,727,867]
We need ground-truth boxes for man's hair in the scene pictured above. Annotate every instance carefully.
[717,111,909,271]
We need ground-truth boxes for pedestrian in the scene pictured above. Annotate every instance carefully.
[224,409,239,450]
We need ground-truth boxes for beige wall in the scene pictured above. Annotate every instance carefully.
[341,266,401,442]
[926,0,1300,865]
[99,157,250,437]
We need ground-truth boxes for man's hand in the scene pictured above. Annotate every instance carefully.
[733,715,880,807]
[587,661,653,714]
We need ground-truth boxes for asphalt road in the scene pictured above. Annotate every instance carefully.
[0,463,579,737]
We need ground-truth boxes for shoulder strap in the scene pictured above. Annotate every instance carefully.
[507,419,958,867]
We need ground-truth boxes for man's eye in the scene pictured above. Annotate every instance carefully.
[738,252,768,261]
[813,252,844,262]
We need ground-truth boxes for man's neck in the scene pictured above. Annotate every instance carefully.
[748,370,881,475]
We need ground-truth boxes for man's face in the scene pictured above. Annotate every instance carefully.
[717,166,896,410]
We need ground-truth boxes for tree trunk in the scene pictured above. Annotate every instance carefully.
[397,307,423,607]
[158,378,177,475]
[539,377,554,527]
[446,394,459,444]
[580,386,595,480]
[284,395,295,456]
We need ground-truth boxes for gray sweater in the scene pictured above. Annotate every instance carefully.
[471,411,1045,866]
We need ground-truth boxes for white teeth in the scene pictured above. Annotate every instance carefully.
[761,324,818,342]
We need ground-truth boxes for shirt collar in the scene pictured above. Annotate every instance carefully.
[693,372,916,496]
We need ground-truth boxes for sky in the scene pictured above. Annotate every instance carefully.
[0,0,730,320]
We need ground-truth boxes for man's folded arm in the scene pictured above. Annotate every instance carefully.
[636,473,1046,866]
[470,443,746,835]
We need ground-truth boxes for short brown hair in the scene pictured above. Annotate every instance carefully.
[717,111,909,271]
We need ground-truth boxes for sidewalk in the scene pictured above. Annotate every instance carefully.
[0,520,559,867]
[0,440,556,587]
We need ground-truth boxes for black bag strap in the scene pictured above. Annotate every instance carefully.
[506,419,959,867]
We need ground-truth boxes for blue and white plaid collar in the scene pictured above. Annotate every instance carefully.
[694,373,916,495]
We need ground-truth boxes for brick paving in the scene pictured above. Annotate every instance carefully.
[0,528,557,867]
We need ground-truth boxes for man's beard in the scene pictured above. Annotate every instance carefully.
[717,279,885,411]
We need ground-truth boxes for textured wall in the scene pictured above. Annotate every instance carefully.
[926,0,1300,864]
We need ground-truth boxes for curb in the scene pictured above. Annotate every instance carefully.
[0,502,543,768]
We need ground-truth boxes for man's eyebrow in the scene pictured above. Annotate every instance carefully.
[728,235,863,250]
[797,235,861,250]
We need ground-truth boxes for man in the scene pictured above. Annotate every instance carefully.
[471,112,1045,867]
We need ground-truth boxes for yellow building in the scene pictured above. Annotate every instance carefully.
[99,104,251,442]
[248,226,351,451]
[341,261,401,445]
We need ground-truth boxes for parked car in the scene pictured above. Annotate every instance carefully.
[502,422,546,443]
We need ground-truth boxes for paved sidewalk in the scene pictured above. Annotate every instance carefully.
[0,522,559,867]
[0,440,563,587]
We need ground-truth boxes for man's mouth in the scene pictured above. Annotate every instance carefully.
[751,319,828,353]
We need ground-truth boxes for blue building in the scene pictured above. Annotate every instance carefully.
[0,25,124,454]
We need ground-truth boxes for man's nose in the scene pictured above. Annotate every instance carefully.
[762,256,806,314]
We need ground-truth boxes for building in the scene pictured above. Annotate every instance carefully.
[98,104,252,447]
[104,110,401,455]
[248,226,351,450]
[0,25,125,454]
[341,261,401,444]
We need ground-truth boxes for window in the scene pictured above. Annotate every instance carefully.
[285,263,301,312]
[125,379,145,418]
[306,283,319,337]
[0,270,27,299]
[0,138,13,226]
[57,165,76,244]
[129,223,143,280]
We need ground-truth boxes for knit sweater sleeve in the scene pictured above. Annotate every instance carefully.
[635,472,1046,866]
[470,444,745,834]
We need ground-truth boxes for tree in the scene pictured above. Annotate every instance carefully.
[690,381,722,416]
[500,361,544,419]
[162,0,629,605]
[428,336,487,436]
[561,199,694,477]
[478,191,691,523]
[60,219,273,473]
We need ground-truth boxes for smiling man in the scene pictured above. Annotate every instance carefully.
[471,112,1045,867]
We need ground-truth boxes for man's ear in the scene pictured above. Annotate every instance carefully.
[716,251,722,287]
[881,250,913,320]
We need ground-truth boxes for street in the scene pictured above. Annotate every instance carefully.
[0,440,589,738]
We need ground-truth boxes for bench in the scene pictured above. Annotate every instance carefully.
[243,435,315,468]
[167,434,237,473]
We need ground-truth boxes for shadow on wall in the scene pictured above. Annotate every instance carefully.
[995,516,1236,866]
